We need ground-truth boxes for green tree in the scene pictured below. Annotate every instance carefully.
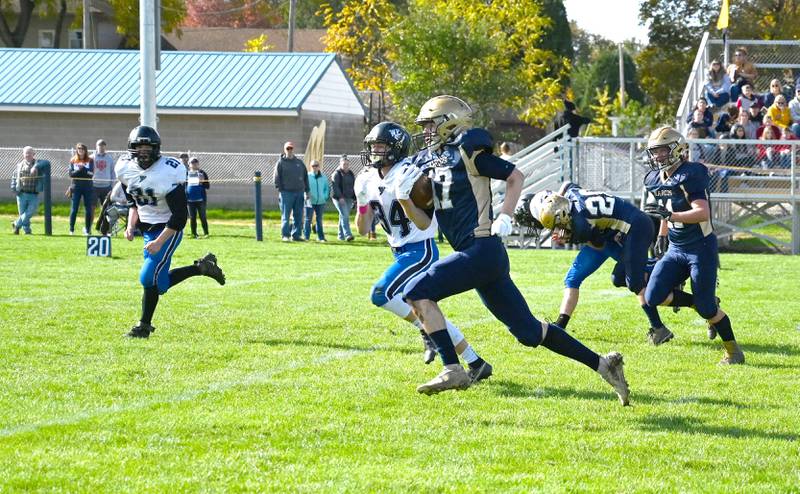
[586,86,613,136]
[108,0,186,48]
[385,0,568,128]
[539,0,572,63]
[0,0,68,47]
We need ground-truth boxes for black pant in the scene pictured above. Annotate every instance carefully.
[188,201,208,236]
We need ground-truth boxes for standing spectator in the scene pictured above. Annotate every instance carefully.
[788,85,800,138]
[762,79,784,108]
[727,46,758,102]
[178,153,190,179]
[10,146,44,234]
[554,99,591,138]
[766,94,792,131]
[68,142,94,235]
[736,84,761,114]
[331,154,356,241]
[91,139,115,210]
[273,141,308,242]
[186,156,210,239]
[704,59,731,109]
[304,159,329,242]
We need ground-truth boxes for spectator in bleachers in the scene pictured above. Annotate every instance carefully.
[714,104,738,135]
[686,127,712,163]
[736,111,758,139]
[499,142,513,160]
[91,139,114,211]
[789,85,800,137]
[766,94,792,132]
[777,127,797,169]
[186,157,210,239]
[727,46,758,102]
[274,141,309,242]
[726,124,756,171]
[331,154,356,242]
[747,104,764,126]
[10,146,44,235]
[756,114,780,139]
[686,97,713,128]
[736,84,761,114]
[304,160,329,242]
[756,126,779,169]
[705,59,731,109]
[68,142,94,235]
[762,79,784,108]
[688,108,714,138]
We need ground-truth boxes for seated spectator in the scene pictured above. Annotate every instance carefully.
[726,124,756,171]
[789,85,800,137]
[715,104,738,134]
[686,97,713,127]
[762,79,784,109]
[686,127,716,163]
[736,111,758,139]
[756,126,779,169]
[748,104,764,126]
[688,108,715,137]
[766,94,792,131]
[736,84,762,114]
[756,114,781,139]
[782,69,797,98]
[727,46,758,102]
[705,59,731,109]
[776,127,797,169]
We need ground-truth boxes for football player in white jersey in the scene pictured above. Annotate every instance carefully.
[115,126,226,338]
[354,122,492,383]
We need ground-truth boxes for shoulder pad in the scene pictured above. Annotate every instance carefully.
[559,181,579,196]
[452,128,494,154]
[163,157,182,169]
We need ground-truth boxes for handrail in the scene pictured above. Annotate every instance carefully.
[509,125,570,160]
[675,31,710,132]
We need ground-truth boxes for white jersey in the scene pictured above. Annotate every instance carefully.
[115,154,185,225]
[360,165,438,248]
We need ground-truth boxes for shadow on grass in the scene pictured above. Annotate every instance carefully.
[683,340,800,357]
[242,337,418,356]
[489,380,751,409]
[637,414,798,442]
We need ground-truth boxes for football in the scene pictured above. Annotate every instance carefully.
[410,173,434,209]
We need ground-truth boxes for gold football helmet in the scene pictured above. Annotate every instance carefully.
[646,126,688,171]
[536,192,572,230]
[415,95,473,149]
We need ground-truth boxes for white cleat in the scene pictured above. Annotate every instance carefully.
[598,352,630,406]
[416,364,471,395]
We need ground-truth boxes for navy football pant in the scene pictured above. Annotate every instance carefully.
[645,235,719,319]
[404,236,543,347]
[619,214,654,294]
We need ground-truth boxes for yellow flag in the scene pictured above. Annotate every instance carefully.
[717,0,729,30]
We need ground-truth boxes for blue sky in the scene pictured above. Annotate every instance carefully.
[564,0,650,44]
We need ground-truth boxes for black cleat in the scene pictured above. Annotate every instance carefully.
[195,252,226,285]
[125,323,155,338]
[468,361,493,383]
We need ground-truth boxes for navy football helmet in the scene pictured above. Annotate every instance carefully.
[361,122,412,169]
[128,125,161,169]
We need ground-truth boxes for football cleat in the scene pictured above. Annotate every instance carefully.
[419,330,437,365]
[598,352,630,406]
[416,364,471,395]
[195,253,226,285]
[125,323,155,338]
[467,361,493,383]
[647,325,674,346]
[720,341,745,365]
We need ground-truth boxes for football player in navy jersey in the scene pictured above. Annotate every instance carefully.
[398,95,630,405]
[116,126,226,338]
[642,126,744,364]
[354,122,492,380]
[526,183,670,343]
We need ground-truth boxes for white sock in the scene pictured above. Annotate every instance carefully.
[444,319,479,363]
[381,296,413,319]
[460,344,479,364]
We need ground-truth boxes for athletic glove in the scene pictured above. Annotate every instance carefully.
[491,213,514,237]
[354,172,370,206]
[395,165,422,201]
[654,235,669,258]
[644,203,672,221]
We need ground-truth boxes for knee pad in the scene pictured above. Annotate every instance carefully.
[370,284,389,307]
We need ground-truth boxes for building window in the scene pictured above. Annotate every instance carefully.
[38,30,55,48]
[69,30,83,49]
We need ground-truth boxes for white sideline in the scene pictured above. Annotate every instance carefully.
[0,348,371,439]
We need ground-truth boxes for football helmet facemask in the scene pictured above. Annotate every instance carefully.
[413,95,473,150]
[513,193,544,236]
[646,126,688,172]
[128,125,162,170]
[535,192,572,230]
[361,122,412,169]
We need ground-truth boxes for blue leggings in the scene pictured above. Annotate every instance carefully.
[140,227,183,294]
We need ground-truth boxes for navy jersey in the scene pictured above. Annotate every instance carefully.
[561,182,644,244]
[413,128,514,251]
[643,161,713,247]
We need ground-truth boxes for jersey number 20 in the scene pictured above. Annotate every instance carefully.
[584,194,615,216]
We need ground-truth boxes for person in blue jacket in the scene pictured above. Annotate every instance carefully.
[305,160,330,242]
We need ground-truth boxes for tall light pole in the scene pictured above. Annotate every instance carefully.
[140,0,157,128]
[82,0,91,48]
[618,43,626,109]
[288,0,296,52]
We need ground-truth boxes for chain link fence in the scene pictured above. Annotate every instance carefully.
[0,148,365,207]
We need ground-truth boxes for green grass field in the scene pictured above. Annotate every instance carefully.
[2,215,799,492]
